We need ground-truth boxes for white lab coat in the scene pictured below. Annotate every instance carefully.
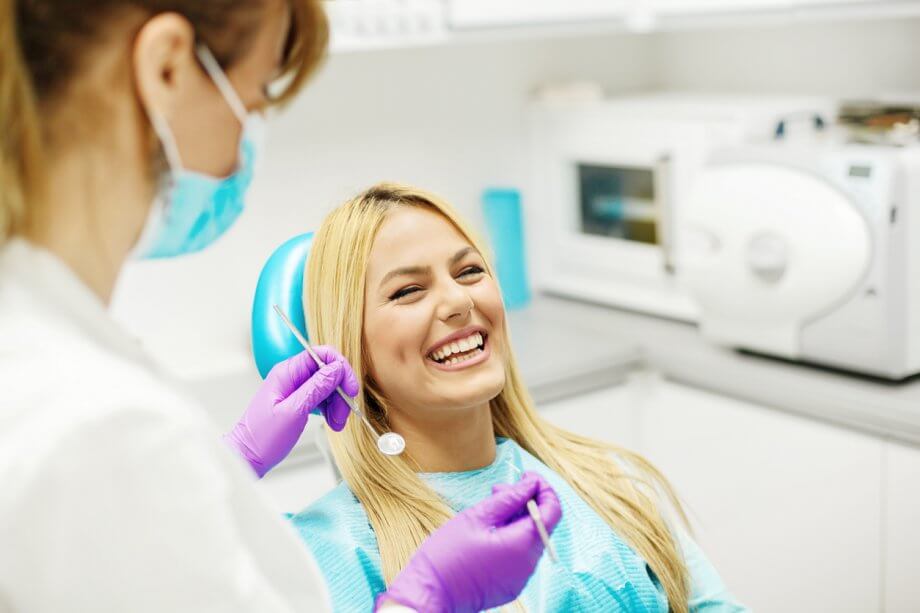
[0,239,410,613]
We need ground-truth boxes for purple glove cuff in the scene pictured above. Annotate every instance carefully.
[222,431,268,478]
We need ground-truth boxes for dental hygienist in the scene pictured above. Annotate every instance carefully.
[0,1,561,611]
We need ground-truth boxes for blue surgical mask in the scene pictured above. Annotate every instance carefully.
[135,44,263,259]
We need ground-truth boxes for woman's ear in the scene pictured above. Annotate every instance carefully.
[133,12,197,122]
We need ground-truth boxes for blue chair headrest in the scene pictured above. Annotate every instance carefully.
[251,232,314,379]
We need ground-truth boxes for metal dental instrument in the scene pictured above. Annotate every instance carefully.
[507,461,559,563]
[272,304,406,457]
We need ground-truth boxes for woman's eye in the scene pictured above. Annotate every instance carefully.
[389,286,421,301]
[458,266,485,278]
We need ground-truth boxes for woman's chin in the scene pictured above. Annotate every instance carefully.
[434,370,506,410]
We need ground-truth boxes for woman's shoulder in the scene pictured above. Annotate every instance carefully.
[286,481,386,610]
[288,481,371,535]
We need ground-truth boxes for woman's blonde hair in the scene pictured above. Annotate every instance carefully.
[0,0,328,243]
[306,182,692,612]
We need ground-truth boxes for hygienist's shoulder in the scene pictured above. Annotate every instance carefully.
[0,293,215,473]
[286,481,382,567]
[1,325,206,431]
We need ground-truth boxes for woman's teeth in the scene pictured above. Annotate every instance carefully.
[429,332,485,364]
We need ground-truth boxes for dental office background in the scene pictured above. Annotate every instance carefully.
[110,2,920,612]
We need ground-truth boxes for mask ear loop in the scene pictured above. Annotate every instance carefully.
[195,44,249,124]
[148,110,184,171]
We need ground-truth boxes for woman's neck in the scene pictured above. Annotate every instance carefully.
[391,402,497,473]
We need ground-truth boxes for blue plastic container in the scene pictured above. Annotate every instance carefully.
[481,188,531,310]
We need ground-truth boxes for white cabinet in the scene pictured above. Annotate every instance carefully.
[652,0,798,14]
[447,0,626,29]
[326,0,920,53]
[651,0,882,15]
[541,374,885,612]
[884,441,920,613]
[637,378,883,613]
[325,0,448,53]
[540,382,644,450]
[446,0,905,32]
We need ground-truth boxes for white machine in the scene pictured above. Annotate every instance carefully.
[679,141,920,380]
[527,94,834,321]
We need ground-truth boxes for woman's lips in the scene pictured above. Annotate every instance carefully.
[425,326,488,358]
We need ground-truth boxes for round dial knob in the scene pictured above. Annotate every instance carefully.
[747,231,788,284]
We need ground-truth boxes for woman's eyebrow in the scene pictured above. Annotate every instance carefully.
[380,266,429,287]
[449,246,476,266]
[378,248,477,287]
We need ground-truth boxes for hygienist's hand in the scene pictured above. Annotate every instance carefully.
[377,471,563,613]
[224,347,359,478]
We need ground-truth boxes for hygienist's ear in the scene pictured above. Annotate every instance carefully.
[132,12,198,121]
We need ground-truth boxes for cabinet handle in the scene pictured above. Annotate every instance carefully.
[655,154,675,275]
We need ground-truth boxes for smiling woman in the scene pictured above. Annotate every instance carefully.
[288,183,747,612]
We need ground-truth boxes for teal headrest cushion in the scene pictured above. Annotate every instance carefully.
[251,232,314,379]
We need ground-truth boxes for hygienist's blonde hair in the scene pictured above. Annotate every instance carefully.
[306,182,692,612]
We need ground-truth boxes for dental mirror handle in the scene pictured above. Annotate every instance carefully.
[271,305,381,439]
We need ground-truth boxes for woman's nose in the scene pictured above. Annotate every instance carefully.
[437,283,474,322]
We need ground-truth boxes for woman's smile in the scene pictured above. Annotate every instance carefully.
[425,326,491,371]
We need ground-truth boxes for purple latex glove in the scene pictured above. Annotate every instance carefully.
[225,347,359,478]
[377,471,562,613]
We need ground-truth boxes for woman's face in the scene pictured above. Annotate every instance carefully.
[363,206,507,424]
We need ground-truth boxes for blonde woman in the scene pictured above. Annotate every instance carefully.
[289,183,747,612]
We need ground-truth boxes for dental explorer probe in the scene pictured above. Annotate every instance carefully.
[507,462,559,563]
[272,304,406,457]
